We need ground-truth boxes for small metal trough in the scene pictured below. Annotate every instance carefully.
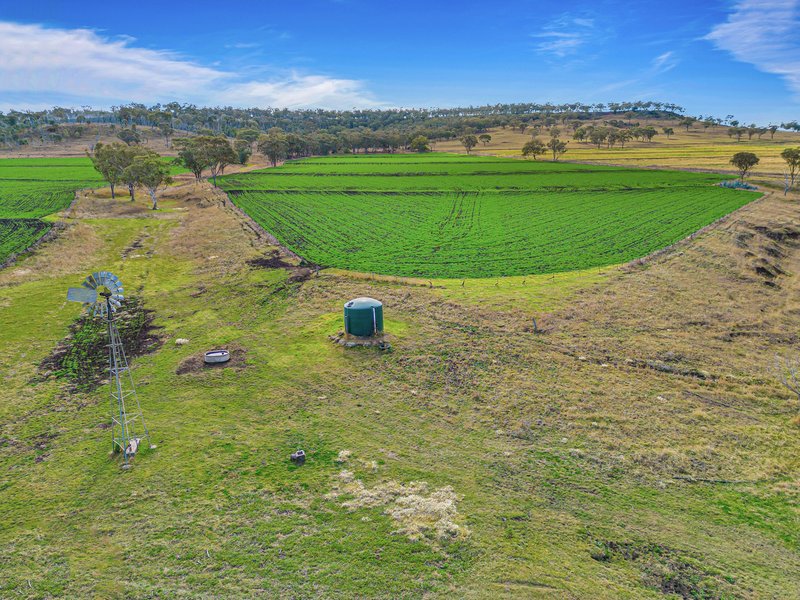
[204,349,231,364]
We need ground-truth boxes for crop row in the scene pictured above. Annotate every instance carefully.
[0,219,51,264]
[0,158,112,263]
[222,173,724,193]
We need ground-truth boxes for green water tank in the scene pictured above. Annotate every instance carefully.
[344,297,384,337]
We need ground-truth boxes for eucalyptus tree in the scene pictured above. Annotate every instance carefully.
[123,155,172,210]
[258,128,289,166]
[730,152,759,181]
[547,137,568,161]
[233,139,252,164]
[460,134,478,154]
[205,136,238,186]
[174,136,212,182]
[116,128,141,146]
[409,136,431,152]
[781,148,800,186]
[88,142,126,198]
[522,139,546,160]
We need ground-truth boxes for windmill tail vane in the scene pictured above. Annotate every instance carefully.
[67,271,153,468]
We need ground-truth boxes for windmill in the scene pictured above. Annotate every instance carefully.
[67,271,153,468]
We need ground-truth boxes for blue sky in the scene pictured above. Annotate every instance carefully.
[1,0,798,123]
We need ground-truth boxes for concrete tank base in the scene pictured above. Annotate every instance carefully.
[329,331,391,350]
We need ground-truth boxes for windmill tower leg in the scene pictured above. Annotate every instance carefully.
[105,296,151,468]
[68,272,153,469]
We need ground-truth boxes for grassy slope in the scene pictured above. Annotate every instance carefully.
[0,178,798,597]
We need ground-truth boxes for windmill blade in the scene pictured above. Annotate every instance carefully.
[67,287,98,304]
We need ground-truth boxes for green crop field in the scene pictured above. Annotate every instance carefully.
[0,158,104,262]
[219,153,761,278]
[0,218,52,262]
[0,157,184,263]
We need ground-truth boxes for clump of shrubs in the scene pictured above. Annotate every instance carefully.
[719,180,757,190]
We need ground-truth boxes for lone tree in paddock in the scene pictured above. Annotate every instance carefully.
[479,133,492,147]
[730,152,759,181]
[547,137,568,161]
[781,147,800,187]
[522,138,546,160]
[460,134,478,154]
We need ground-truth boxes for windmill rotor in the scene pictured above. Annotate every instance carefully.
[67,271,124,319]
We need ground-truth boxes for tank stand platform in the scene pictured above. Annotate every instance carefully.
[329,331,391,350]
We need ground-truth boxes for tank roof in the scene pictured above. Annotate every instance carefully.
[344,297,382,309]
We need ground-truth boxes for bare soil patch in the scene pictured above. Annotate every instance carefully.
[247,250,317,282]
[176,342,247,375]
[38,295,163,390]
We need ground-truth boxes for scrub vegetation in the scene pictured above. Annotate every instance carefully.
[220,154,759,278]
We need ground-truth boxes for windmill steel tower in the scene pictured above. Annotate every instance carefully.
[67,271,153,468]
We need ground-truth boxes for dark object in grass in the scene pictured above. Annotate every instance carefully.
[589,538,737,598]
[290,449,306,464]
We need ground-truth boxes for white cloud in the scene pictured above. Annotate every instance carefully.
[651,51,679,74]
[225,42,262,49]
[534,33,586,57]
[0,21,382,109]
[226,75,382,109]
[532,15,596,58]
[705,0,800,94]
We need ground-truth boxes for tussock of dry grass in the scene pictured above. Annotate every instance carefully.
[329,470,468,542]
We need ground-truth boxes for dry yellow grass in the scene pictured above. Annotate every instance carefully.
[435,119,800,182]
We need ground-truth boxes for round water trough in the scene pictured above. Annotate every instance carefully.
[204,349,231,364]
[344,297,383,337]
